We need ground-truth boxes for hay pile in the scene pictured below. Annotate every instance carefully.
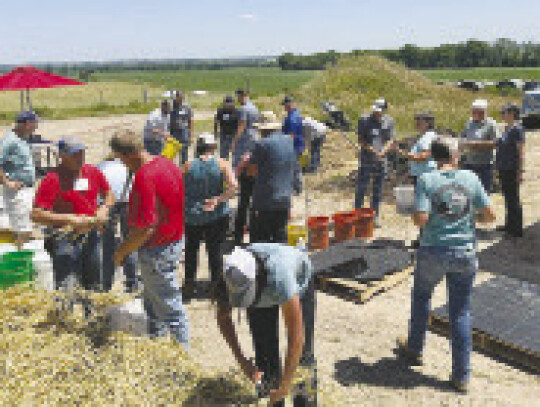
[0,286,260,406]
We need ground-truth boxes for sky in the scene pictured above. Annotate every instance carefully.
[2,0,540,64]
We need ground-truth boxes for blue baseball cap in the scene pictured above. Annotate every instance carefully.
[57,137,86,155]
[15,111,39,123]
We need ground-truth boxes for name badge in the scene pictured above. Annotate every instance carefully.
[372,129,380,136]
[74,178,89,192]
[223,114,230,120]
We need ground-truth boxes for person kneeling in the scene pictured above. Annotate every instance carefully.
[216,243,317,407]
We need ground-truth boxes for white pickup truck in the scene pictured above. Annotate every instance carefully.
[522,90,540,129]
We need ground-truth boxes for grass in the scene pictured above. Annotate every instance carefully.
[419,67,540,82]
[92,68,318,97]
[0,68,317,124]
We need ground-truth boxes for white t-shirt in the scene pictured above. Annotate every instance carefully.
[97,160,131,203]
[143,108,169,141]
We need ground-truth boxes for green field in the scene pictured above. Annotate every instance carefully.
[419,67,540,82]
[92,68,318,97]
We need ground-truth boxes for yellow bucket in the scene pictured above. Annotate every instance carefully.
[287,224,307,247]
[0,231,16,244]
[300,150,310,169]
[162,138,183,160]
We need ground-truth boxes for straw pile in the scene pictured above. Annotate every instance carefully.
[0,286,261,406]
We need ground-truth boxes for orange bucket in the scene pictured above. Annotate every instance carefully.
[355,208,375,239]
[307,216,330,250]
[333,211,357,243]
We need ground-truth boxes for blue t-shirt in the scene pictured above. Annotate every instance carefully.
[248,243,313,307]
[0,130,36,186]
[409,131,438,177]
[282,108,304,154]
[250,133,295,211]
[416,169,490,248]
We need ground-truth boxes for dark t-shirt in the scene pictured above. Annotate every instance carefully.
[216,107,240,136]
[496,124,525,171]
[250,133,295,211]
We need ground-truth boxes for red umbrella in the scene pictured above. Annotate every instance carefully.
[0,66,85,110]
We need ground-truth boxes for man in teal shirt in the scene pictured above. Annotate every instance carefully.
[396,136,495,393]
[0,111,38,247]
[216,243,317,406]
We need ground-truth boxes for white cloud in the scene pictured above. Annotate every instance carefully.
[239,13,257,21]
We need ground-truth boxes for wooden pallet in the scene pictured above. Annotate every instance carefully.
[315,266,414,304]
[429,314,540,374]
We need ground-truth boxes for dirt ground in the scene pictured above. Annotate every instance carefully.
[1,115,539,406]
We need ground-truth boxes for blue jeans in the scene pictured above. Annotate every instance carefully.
[308,137,324,173]
[101,203,138,292]
[294,151,303,194]
[464,163,492,194]
[139,240,189,350]
[220,134,234,159]
[408,246,477,383]
[144,138,164,155]
[172,129,190,164]
[52,230,101,291]
[355,159,385,216]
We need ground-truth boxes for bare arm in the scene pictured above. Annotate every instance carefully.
[476,206,496,224]
[381,139,395,156]
[398,149,431,162]
[31,207,77,228]
[412,211,429,228]
[270,296,304,403]
[218,159,239,200]
[462,140,496,150]
[114,226,156,267]
[0,169,22,190]
[216,305,261,382]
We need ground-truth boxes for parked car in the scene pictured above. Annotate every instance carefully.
[521,90,540,129]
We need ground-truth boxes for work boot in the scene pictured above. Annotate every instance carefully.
[449,377,469,394]
[395,337,423,366]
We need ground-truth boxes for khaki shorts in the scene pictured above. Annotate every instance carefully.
[3,187,34,233]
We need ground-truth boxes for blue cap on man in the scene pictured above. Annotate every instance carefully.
[57,137,86,155]
[15,111,39,123]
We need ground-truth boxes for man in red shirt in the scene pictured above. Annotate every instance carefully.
[110,130,188,349]
[32,138,114,291]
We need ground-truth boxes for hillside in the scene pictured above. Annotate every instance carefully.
[296,55,515,135]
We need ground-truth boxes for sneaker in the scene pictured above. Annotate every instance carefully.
[395,337,423,366]
[449,377,469,394]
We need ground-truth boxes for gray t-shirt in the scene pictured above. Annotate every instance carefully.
[461,117,498,165]
[358,113,395,163]
[248,243,313,308]
[0,130,36,186]
[250,133,295,211]
[233,101,260,168]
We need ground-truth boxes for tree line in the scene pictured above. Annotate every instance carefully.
[278,39,540,70]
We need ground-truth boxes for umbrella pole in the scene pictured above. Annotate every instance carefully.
[26,88,32,111]
[20,91,24,111]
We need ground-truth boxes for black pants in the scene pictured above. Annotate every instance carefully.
[247,279,317,407]
[185,216,229,284]
[250,209,289,244]
[234,174,255,245]
[499,169,523,237]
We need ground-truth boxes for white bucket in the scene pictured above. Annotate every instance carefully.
[394,185,416,215]
[108,298,148,337]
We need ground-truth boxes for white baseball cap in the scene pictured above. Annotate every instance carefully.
[222,247,257,307]
[197,132,217,146]
[471,99,488,110]
[371,105,383,113]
